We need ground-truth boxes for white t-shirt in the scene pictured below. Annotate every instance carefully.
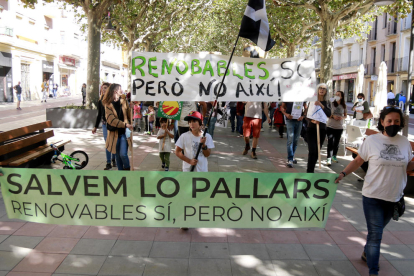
[175,131,215,172]
[358,133,412,202]
[244,102,263,118]
[178,102,197,127]
[387,92,395,99]
[157,129,173,153]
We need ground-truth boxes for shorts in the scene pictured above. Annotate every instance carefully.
[16,94,21,101]
[243,117,262,138]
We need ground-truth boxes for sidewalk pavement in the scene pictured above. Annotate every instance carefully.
[1,103,414,275]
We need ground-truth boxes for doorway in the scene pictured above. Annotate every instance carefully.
[21,63,31,100]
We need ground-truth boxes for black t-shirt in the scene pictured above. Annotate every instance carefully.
[284,102,304,121]
[16,85,22,94]
[112,100,125,135]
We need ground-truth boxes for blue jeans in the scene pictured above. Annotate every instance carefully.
[269,107,276,125]
[53,89,57,98]
[362,196,394,275]
[203,117,217,138]
[236,115,244,135]
[230,107,237,131]
[115,134,130,170]
[286,120,302,161]
[261,111,266,127]
[102,123,116,164]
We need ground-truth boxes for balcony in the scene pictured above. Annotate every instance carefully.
[334,39,343,48]
[340,60,361,68]
[343,37,355,46]
[333,63,341,70]
[397,56,409,71]
[315,60,320,69]
[366,63,378,75]
[387,21,398,36]
[368,29,377,41]
[401,14,412,32]
[0,26,13,36]
[386,59,397,73]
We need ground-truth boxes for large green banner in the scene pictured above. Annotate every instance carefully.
[0,168,337,228]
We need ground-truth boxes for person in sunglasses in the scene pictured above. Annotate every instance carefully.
[335,106,414,276]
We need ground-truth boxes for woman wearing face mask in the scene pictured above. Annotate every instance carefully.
[305,83,332,173]
[352,93,370,120]
[326,91,347,166]
[335,107,414,276]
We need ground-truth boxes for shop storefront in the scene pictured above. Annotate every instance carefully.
[332,73,357,102]
[58,56,76,95]
[42,60,54,95]
[0,51,13,102]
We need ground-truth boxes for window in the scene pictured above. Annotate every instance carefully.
[381,44,385,61]
[383,13,388,28]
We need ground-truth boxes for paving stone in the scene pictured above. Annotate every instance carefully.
[110,240,153,256]
[230,257,277,276]
[0,236,43,251]
[228,243,270,260]
[98,255,146,275]
[303,244,348,261]
[149,241,190,258]
[380,244,414,260]
[142,258,188,276]
[0,272,7,276]
[13,252,67,273]
[0,235,9,243]
[266,244,309,260]
[389,259,414,276]
[188,259,232,276]
[70,239,116,255]
[272,260,319,276]
[0,251,26,271]
[312,260,360,276]
[190,242,230,259]
[54,254,106,275]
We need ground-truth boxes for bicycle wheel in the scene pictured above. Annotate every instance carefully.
[69,151,89,169]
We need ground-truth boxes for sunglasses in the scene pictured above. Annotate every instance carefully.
[319,87,327,90]
[384,106,400,110]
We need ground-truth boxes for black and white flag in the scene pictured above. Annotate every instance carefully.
[239,0,275,52]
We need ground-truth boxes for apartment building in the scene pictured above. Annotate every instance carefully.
[0,0,127,102]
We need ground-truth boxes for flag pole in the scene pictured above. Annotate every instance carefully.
[130,106,134,171]
[190,34,241,172]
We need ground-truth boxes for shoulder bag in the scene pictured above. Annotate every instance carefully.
[393,196,405,221]
[362,101,373,120]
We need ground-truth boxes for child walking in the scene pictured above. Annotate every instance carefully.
[157,118,174,171]
[175,111,214,172]
[133,101,142,132]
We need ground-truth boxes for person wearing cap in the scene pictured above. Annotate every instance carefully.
[175,111,215,172]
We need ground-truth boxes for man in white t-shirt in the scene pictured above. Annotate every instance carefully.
[387,90,395,106]
[175,111,214,172]
[242,102,270,159]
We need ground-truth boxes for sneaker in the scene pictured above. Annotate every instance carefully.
[112,160,117,167]
[251,151,257,159]
[104,163,112,170]
[242,144,251,155]
[279,135,283,138]
[287,160,293,168]
[181,227,189,230]
[332,156,338,163]
[293,159,297,164]
[327,158,332,166]
[165,167,169,171]
[361,251,367,263]
[162,163,165,168]
[261,128,264,132]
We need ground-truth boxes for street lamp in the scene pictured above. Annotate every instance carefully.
[104,11,116,31]
[402,1,413,136]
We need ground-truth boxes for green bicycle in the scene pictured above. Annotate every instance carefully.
[50,144,89,170]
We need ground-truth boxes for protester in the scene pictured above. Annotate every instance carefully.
[102,83,133,171]
[306,83,331,173]
[41,79,48,103]
[280,102,306,168]
[92,82,116,170]
[273,105,285,138]
[157,118,174,171]
[269,102,277,127]
[53,84,58,99]
[147,105,155,135]
[236,102,245,137]
[399,92,406,110]
[352,93,370,120]
[14,81,22,110]
[326,91,347,166]
[177,101,207,137]
[203,101,219,138]
[387,90,395,106]
[133,101,142,132]
[227,101,237,132]
[175,111,214,172]
[242,102,271,159]
[335,106,414,276]
[81,83,87,106]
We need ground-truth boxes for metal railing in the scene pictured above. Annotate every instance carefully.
[366,63,377,75]
[368,28,377,41]
[340,60,361,68]
[386,59,397,73]
[387,21,398,35]
[315,60,320,69]
[397,56,409,71]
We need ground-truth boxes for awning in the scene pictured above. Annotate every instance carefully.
[58,63,77,70]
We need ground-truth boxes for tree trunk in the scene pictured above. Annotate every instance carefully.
[286,44,296,58]
[86,12,103,109]
[320,19,336,96]
[127,44,133,92]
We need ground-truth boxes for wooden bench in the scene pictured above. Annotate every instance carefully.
[346,129,414,176]
[0,121,71,168]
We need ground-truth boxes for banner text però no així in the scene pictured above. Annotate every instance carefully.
[130,52,317,102]
[0,168,337,228]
